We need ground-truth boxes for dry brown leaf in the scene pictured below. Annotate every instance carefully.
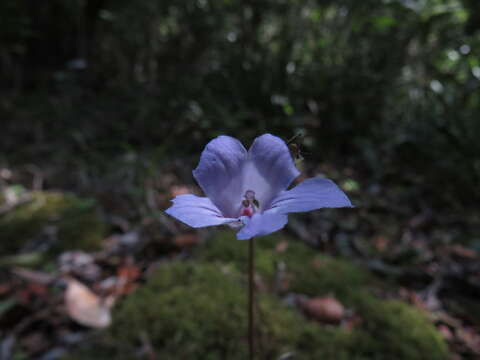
[275,240,289,253]
[343,314,362,332]
[114,261,141,295]
[373,235,389,252]
[437,324,454,341]
[0,283,12,295]
[311,257,324,269]
[65,278,114,328]
[174,233,199,248]
[449,245,478,260]
[16,283,49,304]
[298,295,345,324]
[170,185,191,197]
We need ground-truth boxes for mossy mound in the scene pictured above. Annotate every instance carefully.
[65,238,448,359]
[195,231,449,359]
[0,191,106,258]
[65,262,307,360]
[197,230,372,294]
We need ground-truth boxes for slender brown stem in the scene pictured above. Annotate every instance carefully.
[248,236,255,360]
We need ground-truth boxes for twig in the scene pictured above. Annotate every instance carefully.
[11,267,56,285]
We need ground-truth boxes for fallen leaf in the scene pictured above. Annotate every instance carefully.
[298,296,345,324]
[311,257,324,269]
[373,235,389,252]
[275,240,289,253]
[117,264,140,283]
[343,314,362,331]
[174,233,198,248]
[170,185,191,197]
[448,245,477,260]
[114,261,141,295]
[64,278,113,328]
[16,283,49,304]
[437,324,453,341]
[0,283,11,295]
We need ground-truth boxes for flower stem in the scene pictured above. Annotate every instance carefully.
[248,236,255,360]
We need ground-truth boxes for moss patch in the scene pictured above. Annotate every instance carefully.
[0,191,106,258]
[197,231,448,359]
[64,262,306,360]
[197,230,372,297]
[65,231,449,360]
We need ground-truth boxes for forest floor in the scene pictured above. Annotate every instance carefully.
[0,151,479,359]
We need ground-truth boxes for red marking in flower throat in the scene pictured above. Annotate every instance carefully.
[241,190,258,218]
[242,207,254,217]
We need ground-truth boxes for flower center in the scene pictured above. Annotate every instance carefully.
[240,190,259,217]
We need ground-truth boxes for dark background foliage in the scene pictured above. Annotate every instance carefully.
[2,0,479,211]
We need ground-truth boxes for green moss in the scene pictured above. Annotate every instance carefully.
[0,191,106,257]
[65,262,306,360]
[196,231,449,360]
[65,232,449,360]
[196,230,283,276]
[350,300,448,360]
[197,230,373,301]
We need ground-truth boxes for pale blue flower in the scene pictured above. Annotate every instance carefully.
[165,134,352,240]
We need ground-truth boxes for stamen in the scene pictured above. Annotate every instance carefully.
[244,190,256,201]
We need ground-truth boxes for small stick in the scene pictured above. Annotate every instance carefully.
[248,237,255,360]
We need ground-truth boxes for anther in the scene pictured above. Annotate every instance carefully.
[244,190,256,201]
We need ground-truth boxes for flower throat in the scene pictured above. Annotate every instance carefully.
[241,190,259,217]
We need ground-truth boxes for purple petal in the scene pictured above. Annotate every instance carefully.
[193,136,247,217]
[269,177,353,214]
[243,134,300,210]
[165,194,237,228]
[236,211,288,240]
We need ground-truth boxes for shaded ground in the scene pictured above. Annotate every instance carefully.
[0,149,479,359]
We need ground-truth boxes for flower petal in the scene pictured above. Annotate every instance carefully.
[269,177,353,214]
[244,134,300,210]
[193,136,247,217]
[165,194,237,228]
[236,211,288,240]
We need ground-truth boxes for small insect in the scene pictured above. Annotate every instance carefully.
[286,133,308,163]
